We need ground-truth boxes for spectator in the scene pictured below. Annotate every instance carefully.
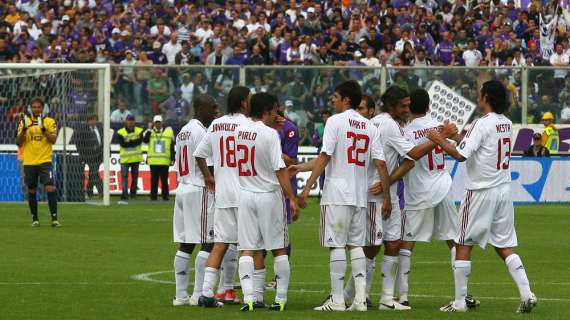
[118,50,136,108]
[463,39,483,67]
[286,39,304,65]
[561,96,570,124]
[174,40,192,65]
[179,73,195,105]
[524,133,550,157]
[149,41,167,65]
[110,98,133,124]
[147,68,169,115]
[361,48,381,66]
[159,89,191,125]
[134,51,153,116]
[549,43,569,90]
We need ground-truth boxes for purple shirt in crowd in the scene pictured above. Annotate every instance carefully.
[279,118,299,224]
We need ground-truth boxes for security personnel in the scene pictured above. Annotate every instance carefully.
[143,115,174,201]
[541,112,559,154]
[16,97,60,227]
[116,114,144,201]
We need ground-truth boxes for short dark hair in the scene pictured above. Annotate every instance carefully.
[87,114,98,121]
[380,86,409,112]
[335,80,362,109]
[250,92,277,118]
[362,95,375,111]
[410,89,430,114]
[193,94,216,111]
[481,80,508,114]
[30,96,44,105]
[227,86,250,114]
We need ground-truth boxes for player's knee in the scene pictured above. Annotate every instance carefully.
[364,246,381,258]
[494,246,514,260]
[271,248,288,257]
[179,243,195,254]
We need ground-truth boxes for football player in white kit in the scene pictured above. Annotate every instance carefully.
[427,80,537,313]
[396,89,478,308]
[368,86,457,311]
[295,81,392,312]
[193,86,252,307]
[235,92,299,312]
[172,94,219,306]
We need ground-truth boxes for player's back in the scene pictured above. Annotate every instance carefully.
[460,113,512,190]
[195,113,251,207]
[321,109,375,208]
[403,116,452,209]
[372,113,415,198]
[235,120,284,193]
[175,119,206,186]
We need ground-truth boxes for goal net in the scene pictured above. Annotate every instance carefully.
[0,64,111,205]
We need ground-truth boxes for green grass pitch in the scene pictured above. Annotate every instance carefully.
[1,200,568,319]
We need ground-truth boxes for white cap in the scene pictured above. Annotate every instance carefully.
[40,18,49,24]
[62,15,70,22]
[285,100,293,107]
[307,7,315,13]
[153,41,162,49]
[354,51,363,57]
[112,28,121,34]
[153,115,163,122]
[120,30,130,36]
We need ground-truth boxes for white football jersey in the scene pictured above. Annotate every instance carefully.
[321,109,384,208]
[372,113,415,199]
[193,113,252,208]
[366,124,387,203]
[458,112,512,190]
[175,119,209,186]
[403,115,452,210]
[235,120,285,193]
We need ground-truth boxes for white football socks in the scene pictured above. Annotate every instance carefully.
[253,268,266,303]
[274,255,291,303]
[505,254,532,301]
[219,244,238,293]
[350,248,367,303]
[330,248,347,305]
[396,249,412,302]
[380,255,398,304]
[174,251,190,299]
[202,266,218,298]
[450,246,456,269]
[453,260,471,308]
[192,251,209,299]
[365,257,376,298]
[239,256,255,303]
[344,276,355,302]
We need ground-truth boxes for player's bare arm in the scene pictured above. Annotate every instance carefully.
[282,154,296,166]
[298,153,330,208]
[370,159,415,195]
[195,157,215,191]
[427,130,466,162]
[288,157,318,176]
[374,158,392,220]
[276,168,300,222]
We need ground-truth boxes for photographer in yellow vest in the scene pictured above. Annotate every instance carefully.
[143,115,174,201]
[541,112,559,155]
[16,97,60,227]
[117,114,144,202]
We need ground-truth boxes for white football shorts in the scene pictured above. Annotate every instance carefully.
[366,202,384,246]
[402,192,458,242]
[382,199,404,242]
[455,183,518,249]
[214,207,238,243]
[173,183,215,244]
[237,190,289,251]
[320,205,366,247]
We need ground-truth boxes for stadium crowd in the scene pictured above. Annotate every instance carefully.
[1,0,570,146]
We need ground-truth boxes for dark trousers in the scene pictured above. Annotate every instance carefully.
[121,163,139,199]
[86,160,103,196]
[150,165,170,200]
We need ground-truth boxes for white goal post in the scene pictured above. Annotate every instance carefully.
[0,63,112,206]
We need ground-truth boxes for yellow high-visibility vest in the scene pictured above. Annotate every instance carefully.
[543,126,559,154]
[117,127,144,164]
[146,127,174,166]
